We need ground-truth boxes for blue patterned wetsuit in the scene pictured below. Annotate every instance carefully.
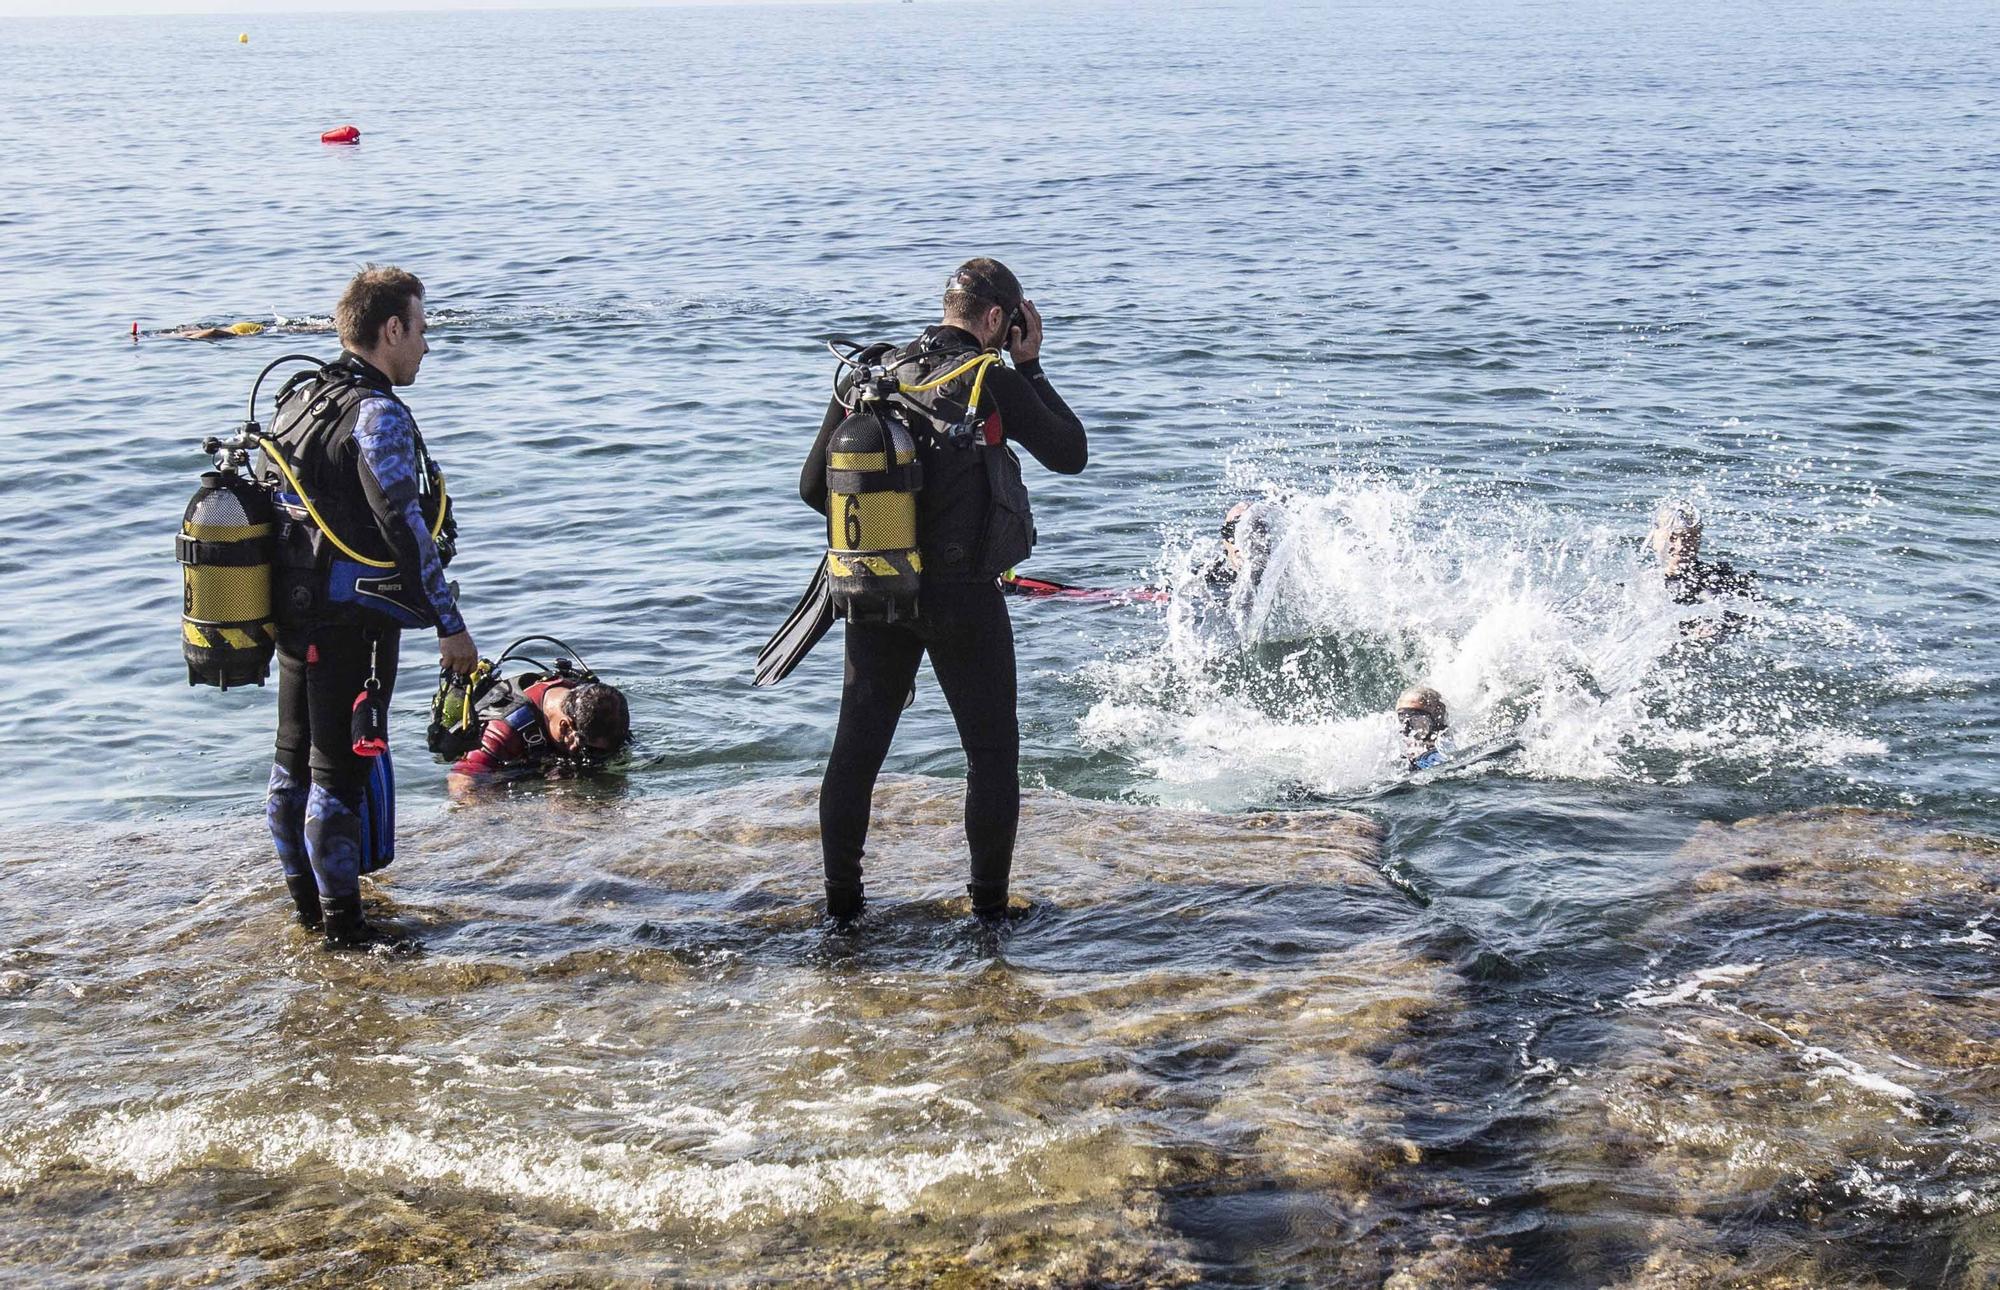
[267,356,461,938]
[351,396,464,637]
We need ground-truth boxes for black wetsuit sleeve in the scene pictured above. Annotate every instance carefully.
[798,394,845,517]
[991,360,1087,474]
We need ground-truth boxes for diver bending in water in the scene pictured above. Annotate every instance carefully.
[442,656,631,797]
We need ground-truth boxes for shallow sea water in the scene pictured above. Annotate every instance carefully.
[0,0,1996,1284]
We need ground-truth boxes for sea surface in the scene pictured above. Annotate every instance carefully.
[1,1,1997,1285]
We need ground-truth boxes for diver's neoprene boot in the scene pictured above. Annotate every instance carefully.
[285,875,324,930]
[321,895,418,954]
[825,882,865,927]
[968,882,1011,927]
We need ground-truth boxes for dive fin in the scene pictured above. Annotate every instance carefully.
[755,562,835,687]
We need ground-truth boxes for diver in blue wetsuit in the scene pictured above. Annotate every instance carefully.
[262,266,478,950]
[1396,686,1451,772]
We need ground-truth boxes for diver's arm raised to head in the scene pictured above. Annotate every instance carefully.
[988,362,1086,475]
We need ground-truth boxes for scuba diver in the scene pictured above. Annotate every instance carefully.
[795,259,1088,927]
[1200,500,1280,592]
[1396,686,1451,772]
[1647,500,1753,637]
[262,266,476,950]
[437,639,631,796]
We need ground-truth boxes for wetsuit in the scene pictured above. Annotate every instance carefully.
[1668,557,1753,638]
[799,327,1087,920]
[449,675,571,783]
[266,355,461,937]
[1668,558,1751,605]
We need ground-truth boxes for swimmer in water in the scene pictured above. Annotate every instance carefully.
[1395,685,1450,772]
[1202,500,1279,592]
[1647,501,1753,637]
[170,321,266,340]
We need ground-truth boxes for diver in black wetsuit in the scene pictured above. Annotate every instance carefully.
[798,259,1089,926]
[1648,501,1753,637]
[1200,500,1280,592]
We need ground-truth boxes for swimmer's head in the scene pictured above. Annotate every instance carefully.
[1219,501,1276,575]
[1395,685,1448,754]
[1647,500,1703,576]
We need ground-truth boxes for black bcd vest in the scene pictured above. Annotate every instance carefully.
[882,328,1035,580]
[260,356,454,629]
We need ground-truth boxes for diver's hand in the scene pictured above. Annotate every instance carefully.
[439,629,478,676]
[1008,299,1043,365]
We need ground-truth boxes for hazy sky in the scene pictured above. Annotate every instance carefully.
[0,0,871,15]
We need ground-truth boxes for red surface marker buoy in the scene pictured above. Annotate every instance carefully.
[320,125,360,145]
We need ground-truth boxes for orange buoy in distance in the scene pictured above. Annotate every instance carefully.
[320,125,360,145]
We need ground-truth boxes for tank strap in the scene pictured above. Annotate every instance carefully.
[175,534,268,566]
[826,460,924,494]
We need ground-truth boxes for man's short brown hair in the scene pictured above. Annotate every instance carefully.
[942,258,1022,326]
[335,265,424,350]
[564,683,631,757]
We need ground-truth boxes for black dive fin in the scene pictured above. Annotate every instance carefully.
[755,562,836,687]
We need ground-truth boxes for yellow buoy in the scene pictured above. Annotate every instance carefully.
[238,33,248,43]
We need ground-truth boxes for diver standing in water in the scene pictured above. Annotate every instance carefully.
[263,266,477,949]
[796,259,1088,927]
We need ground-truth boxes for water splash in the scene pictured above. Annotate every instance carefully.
[1082,473,1888,804]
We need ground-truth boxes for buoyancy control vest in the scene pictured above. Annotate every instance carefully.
[472,672,559,758]
[258,357,455,630]
[886,328,1036,581]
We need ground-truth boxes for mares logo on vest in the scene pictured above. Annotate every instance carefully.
[324,559,446,630]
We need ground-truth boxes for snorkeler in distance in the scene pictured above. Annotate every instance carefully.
[171,321,267,340]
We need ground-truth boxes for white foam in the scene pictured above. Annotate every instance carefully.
[1624,963,1762,1008]
[1799,1048,1920,1104]
[29,1101,1054,1228]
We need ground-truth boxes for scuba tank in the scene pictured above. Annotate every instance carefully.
[176,353,332,687]
[822,344,925,622]
[177,444,278,688]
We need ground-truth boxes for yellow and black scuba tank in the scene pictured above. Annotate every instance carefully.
[178,458,277,689]
[175,352,344,688]
[823,345,926,622]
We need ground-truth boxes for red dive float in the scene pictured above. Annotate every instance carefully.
[320,125,360,145]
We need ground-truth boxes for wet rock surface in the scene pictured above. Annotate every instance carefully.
[1,794,1993,1285]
